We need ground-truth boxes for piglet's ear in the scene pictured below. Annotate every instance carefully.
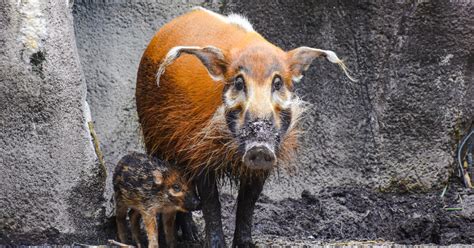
[287,46,357,82]
[152,170,163,185]
[156,46,228,86]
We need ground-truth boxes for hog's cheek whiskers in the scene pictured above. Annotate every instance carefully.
[272,91,293,110]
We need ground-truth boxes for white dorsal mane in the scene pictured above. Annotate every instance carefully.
[192,7,254,32]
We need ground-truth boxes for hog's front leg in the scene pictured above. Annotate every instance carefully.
[197,171,226,248]
[233,173,269,248]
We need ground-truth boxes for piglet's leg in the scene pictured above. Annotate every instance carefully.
[115,199,129,243]
[233,172,269,248]
[176,211,199,241]
[162,211,177,248]
[198,171,225,248]
[130,209,142,248]
[142,212,159,248]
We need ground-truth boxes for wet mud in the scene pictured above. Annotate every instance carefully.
[216,182,474,246]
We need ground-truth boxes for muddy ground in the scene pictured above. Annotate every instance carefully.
[104,179,471,247]
[177,180,473,246]
[93,179,474,247]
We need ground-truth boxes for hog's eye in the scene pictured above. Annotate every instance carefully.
[234,76,245,91]
[172,184,181,192]
[272,76,283,91]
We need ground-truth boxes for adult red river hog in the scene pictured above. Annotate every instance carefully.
[136,7,355,248]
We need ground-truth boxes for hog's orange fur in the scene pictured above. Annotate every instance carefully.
[136,9,300,178]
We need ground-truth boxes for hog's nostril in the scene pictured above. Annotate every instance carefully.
[264,154,272,162]
[250,154,257,162]
[243,145,276,169]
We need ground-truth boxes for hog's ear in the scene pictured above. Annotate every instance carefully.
[152,170,163,185]
[156,46,228,86]
[287,46,357,82]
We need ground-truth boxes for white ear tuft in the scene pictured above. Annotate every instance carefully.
[320,49,358,82]
[288,47,358,82]
[292,74,304,83]
[323,50,341,64]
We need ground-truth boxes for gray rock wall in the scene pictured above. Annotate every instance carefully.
[0,0,107,244]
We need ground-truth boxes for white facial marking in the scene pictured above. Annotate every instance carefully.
[272,91,293,110]
[224,87,246,108]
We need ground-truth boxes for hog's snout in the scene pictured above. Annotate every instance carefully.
[239,118,279,170]
[243,145,276,170]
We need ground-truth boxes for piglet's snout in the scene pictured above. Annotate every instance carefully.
[183,193,201,211]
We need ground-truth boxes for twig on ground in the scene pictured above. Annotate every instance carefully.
[440,184,448,198]
[108,239,135,247]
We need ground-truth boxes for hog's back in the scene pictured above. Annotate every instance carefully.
[136,9,257,162]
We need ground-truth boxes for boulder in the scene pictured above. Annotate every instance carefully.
[0,0,107,244]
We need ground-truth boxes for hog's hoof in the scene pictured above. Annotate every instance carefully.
[206,233,226,248]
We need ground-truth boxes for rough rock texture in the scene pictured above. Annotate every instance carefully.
[0,0,108,244]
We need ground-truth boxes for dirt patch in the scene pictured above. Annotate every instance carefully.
[215,181,474,245]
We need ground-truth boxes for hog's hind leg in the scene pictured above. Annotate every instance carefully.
[115,198,129,244]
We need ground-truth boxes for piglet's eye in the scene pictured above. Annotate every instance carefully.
[234,76,245,91]
[172,184,181,192]
[272,76,283,91]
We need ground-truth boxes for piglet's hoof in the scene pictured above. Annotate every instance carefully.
[176,212,200,242]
